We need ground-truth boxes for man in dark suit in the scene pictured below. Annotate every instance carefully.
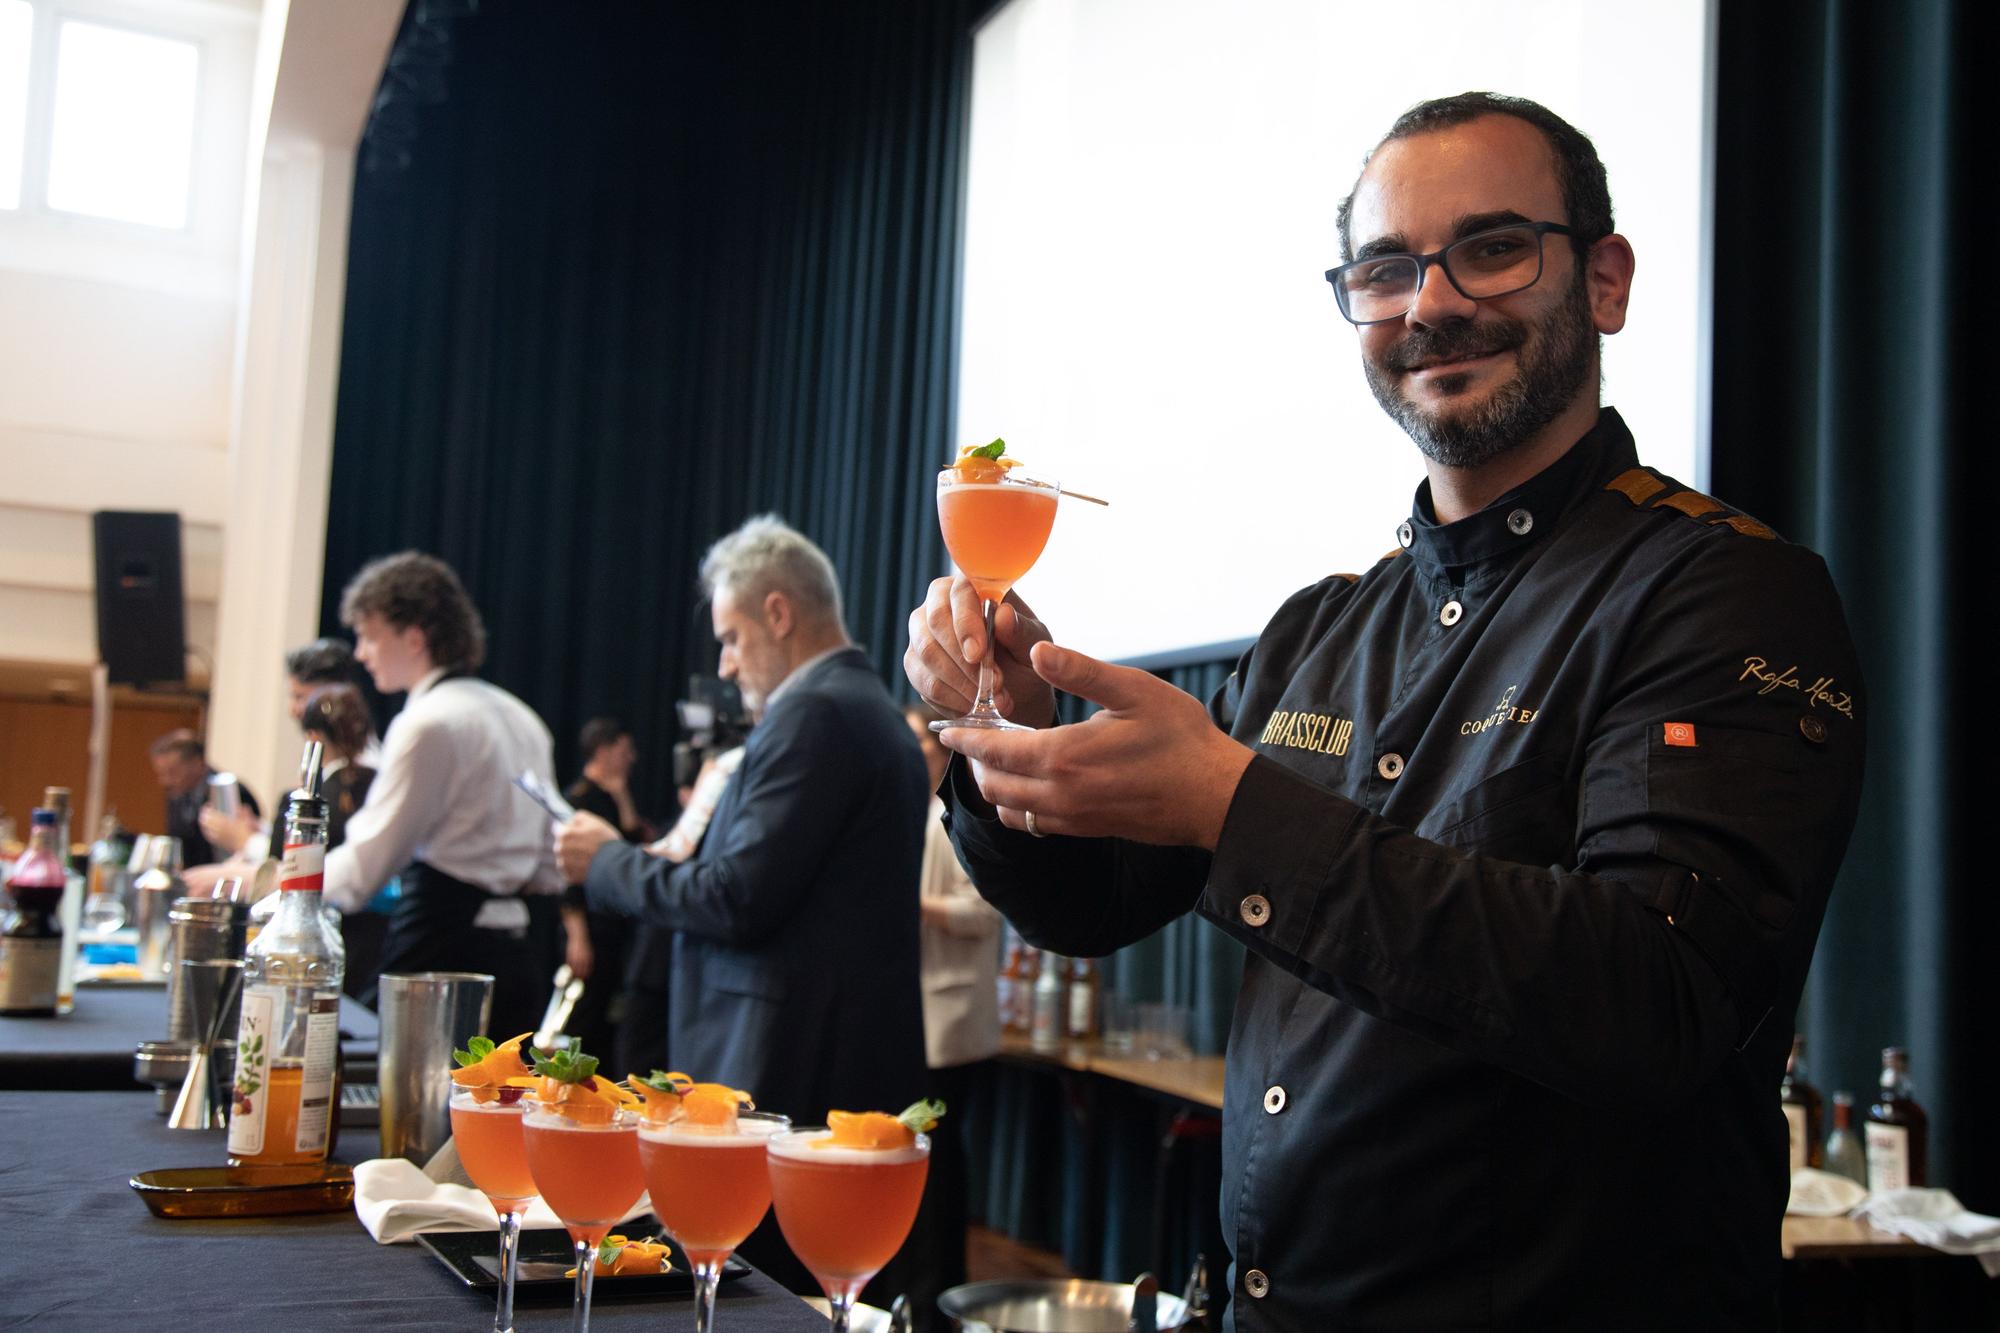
[556,514,930,1296]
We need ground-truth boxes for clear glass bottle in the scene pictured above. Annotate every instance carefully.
[228,743,344,1166]
[1,810,67,1016]
[1031,953,1066,1052]
[1864,1047,1929,1192]
[1780,1034,1824,1173]
[42,787,82,1015]
[1823,1092,1867,1186]
[1066,954,1100,1041]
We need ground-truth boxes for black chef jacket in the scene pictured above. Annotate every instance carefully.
[943,409,1865,1331]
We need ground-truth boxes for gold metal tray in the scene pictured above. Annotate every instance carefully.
[129,1163,355,1218]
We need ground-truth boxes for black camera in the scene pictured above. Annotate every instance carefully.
[671,675,752,789]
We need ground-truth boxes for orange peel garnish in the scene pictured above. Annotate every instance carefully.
[626,1072,754,1127]
[565,1235,673,1278]
[534,1071,640,1124]
[824,1109,915,1151]
[952,442,1023,486]
[450,1032,537,1100]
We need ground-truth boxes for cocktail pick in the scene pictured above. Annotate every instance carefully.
[1060,487,1110,506]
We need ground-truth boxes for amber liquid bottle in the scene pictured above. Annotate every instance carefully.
[1066,954,1100,1040]
[1864,1047,1929,1192]
[1780,1034,1825,1172]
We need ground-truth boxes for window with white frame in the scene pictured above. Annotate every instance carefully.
[0,0,255,293]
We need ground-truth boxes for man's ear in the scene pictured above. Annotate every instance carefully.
[1587,233,1635,336]
[763,589,795,639]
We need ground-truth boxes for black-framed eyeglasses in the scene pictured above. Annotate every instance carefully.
[1324,221,1577,325]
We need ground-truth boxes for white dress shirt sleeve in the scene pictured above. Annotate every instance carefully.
[323,711,452,912]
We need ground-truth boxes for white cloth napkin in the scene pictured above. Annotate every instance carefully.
[352,1153,651,1245]
[1851,1189,2000,1277]
[1787,1168,1868,1217]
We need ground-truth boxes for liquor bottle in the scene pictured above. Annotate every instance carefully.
[1031,953,1065,1052]
[997,932,1024,1035]
[1780,1034,1824,1173]
[1012,946,1041,1034]
[1066,954,1101,1041]
[1864,1047,1928,1192]
[1,810,67,1016]
[43,787,82,1015]
[229,743,344,1166]
[1823,1092,1867,1186]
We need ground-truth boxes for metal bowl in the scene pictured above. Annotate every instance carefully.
[939,1279,1190,1332]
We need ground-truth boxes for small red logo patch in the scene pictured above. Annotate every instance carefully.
[1664,722,1697,747]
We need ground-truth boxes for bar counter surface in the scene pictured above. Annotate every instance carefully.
[0,984,379,1090]
[0,1091,829,1329]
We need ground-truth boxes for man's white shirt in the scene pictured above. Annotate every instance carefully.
[323,668,563,918]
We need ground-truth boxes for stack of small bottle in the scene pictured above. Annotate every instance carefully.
[1781,1035,1929,1193]
[996,930,1101,1052]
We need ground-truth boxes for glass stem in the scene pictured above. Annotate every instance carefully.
[571,1238,597,1333]
[694,1262,722,1333]
[493,1209,523,1333]
[975,597,1001,715]
[827,1289,853,1333]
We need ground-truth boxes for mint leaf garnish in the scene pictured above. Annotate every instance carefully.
[531,1046,600,1084]
[897,1098,946,1133]
[451,1035,495,1067]
[969,439,1005,459]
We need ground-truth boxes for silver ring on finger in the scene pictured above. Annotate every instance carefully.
[1024,810,1046,838]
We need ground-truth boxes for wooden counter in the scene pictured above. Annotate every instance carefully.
[998,1033,1932,1261]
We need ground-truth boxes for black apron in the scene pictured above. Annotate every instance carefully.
[375,861,554,1041]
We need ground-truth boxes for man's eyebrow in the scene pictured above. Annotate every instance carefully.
[1353,210,1540,262]
[1352,233,1408,262]
[1452,209,1534,238]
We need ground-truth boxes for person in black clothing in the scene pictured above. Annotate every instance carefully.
[148,730,260,869]
[906,94,1864,1330]
[561,717,653,1060]
[301,683,385,1000]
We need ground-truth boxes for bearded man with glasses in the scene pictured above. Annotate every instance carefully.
[907,91,1865,1329]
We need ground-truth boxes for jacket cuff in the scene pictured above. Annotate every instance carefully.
[1201,753,1362,959]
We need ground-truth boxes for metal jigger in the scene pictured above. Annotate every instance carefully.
[169,959,244,1131]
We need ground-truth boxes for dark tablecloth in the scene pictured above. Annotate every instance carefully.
[0,987,380,1090]
[0,1091,828,1330]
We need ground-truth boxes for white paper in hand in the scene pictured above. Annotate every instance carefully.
[512,770,576,823]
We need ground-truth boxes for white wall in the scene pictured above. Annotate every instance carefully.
[0,264,232,670]
[0,0,258,681]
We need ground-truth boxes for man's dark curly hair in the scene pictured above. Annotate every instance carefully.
[338,551,487,674]
[1335,91,1614,262]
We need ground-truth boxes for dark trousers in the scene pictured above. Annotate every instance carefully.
[372,862,553,1039]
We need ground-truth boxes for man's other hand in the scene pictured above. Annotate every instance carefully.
[904,576,1057,727]
[555,810,622,884]
[937,641,1255,850]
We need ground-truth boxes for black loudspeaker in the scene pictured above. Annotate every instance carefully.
[92,511,187,687]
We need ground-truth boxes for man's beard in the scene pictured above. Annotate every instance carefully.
[1363,269,1596,469]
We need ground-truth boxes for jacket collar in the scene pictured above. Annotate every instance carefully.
[1398,407,1637,580]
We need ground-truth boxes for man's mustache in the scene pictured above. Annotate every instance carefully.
[1384,320,1526,373]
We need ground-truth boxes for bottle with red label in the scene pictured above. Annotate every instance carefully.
[229,742,343,1166]
[1,809,67,1016]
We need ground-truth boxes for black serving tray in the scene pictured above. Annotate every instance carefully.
[418,1218,749,1301]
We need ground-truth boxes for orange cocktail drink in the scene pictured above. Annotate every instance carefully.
[523,1106,646,1247]
[452,1093,536,1209]
[639,1112,788,1266]
[768,1130,930,1294]
[938,480,1059,602]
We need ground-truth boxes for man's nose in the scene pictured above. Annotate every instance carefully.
[1406,255,1477,328]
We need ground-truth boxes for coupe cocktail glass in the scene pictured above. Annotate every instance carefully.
[523,1104,646,1333]
[450,1086,536,1333]
[933,465,1060,731]
[766,1127,931,1333]
[638,1109,790,1333]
